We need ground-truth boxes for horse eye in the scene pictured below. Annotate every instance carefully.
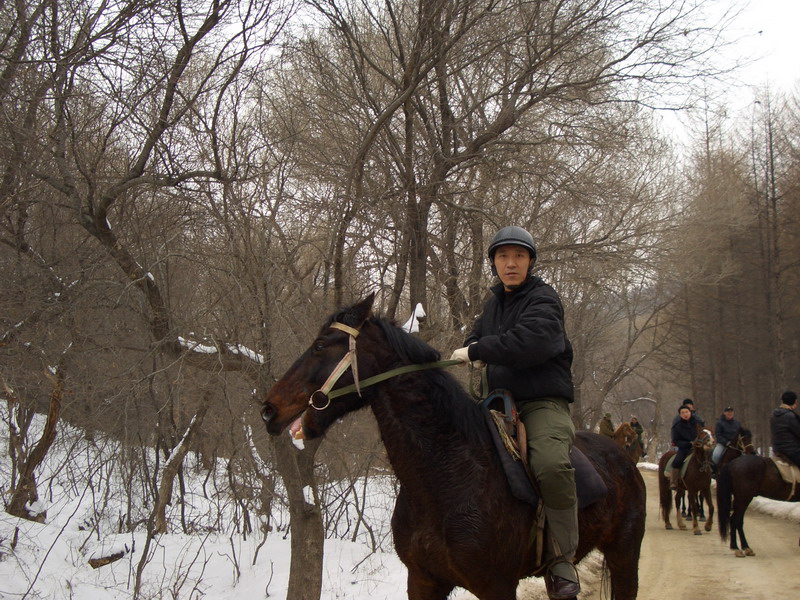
[313,341,325,352]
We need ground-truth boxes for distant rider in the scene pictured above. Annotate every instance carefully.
[670,405,696,490]
[712,406,741,471]
[599,413,615,438]
[771,391,800,469]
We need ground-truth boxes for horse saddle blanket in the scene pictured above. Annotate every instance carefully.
[664,453,693,479]
[771,455,800,485]
[481,392,607,509]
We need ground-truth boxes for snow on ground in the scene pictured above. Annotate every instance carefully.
[2,413,798,600]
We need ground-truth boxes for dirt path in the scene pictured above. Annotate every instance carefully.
[581,468,800,600]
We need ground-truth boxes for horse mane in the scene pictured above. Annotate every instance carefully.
[373,318,441,363]
[369,317,489,446]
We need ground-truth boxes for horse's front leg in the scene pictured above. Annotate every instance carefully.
[674,491,686,530]
[688,493,701,535]
[702,486,714,532]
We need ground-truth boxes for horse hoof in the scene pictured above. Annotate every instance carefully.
[734,549,745,557]
[665,523,673,530]
[745,548,755,556]
[705,523,713,532]
[678,524,687,530]
[698,516,706,522]
[693,529,702,536]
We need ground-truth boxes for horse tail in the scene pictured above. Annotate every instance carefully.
[717,463,732,542]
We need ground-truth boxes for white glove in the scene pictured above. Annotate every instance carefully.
[449,344,485,369]
[450,346,471,363]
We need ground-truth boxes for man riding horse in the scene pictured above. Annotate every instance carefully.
[771,390,800,468]
[449,225,579,600]
[712,406,741,474]
[670,405,697,490]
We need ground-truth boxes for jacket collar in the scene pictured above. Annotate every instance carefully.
[491,274,540,299]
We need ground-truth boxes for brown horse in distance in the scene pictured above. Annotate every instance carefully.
[261,295,646,600]
[658,426,715,535]
[683,426,756,521]
[612,422,642,463]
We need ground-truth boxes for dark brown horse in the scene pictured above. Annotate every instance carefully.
[718,427,756,468]
[717,454,800,557]
[612,422,642,463]
[261,295,646,600]
[658,427,715,534]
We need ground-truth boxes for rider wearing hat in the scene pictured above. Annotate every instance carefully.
[670,404,696,490]
[712,406,741,471]
[599,413,615,438]
[771,391,800,469]
[449,225,578,600]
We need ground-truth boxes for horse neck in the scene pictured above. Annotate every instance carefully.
[368,373,487,487]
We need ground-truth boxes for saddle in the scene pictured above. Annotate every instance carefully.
[482,389,607,510]
[663,452,695,480]
[771,455,800,499]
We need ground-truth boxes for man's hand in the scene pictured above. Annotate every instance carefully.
[449,344,485,368]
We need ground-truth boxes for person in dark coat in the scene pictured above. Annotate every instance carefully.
[672,398,705,428]
[771,391,800,468]
[712,406,741,469]
[670,405,696,490]
[449,225,579,600]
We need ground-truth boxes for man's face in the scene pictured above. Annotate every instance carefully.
[724,410,734,420]
[679,408,691,421]
[493,244,532,291]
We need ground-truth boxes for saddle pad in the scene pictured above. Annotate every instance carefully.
[663,452,693,479]
[771,456,800,484]
[482,406,608,509]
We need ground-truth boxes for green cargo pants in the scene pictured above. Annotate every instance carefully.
[518,397,576,510]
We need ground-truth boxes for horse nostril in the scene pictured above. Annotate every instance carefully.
[261,403,275,423]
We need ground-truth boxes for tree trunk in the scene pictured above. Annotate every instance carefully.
[152,393,211,534]
[6,368,64,522]
[273,434,325,600]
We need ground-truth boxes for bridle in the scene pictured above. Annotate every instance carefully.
[692,429,715,472]
[307,321,463,412]
[726,433,755,456]
[309,322,362,411]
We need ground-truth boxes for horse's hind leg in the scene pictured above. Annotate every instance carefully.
[734,513,755,557]
[406,572,454,600]
[730,495,755,557]
[603,543,642,600]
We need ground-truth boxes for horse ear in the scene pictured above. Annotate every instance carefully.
[351,292,375,324]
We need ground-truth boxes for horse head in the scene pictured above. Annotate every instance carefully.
[693,426,715,452]
[733,427,756,455]
[260,293,443,441]
[261,294,380,440]
[613,422,637,448]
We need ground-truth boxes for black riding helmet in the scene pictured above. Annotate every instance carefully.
[487,226,537,276]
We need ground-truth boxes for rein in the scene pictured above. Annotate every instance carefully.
[308,321,464,410]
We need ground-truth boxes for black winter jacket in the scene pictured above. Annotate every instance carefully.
[771,407,800,457]
[714,415,742,446]
[465,276,574,402]
[671,417,696,452]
